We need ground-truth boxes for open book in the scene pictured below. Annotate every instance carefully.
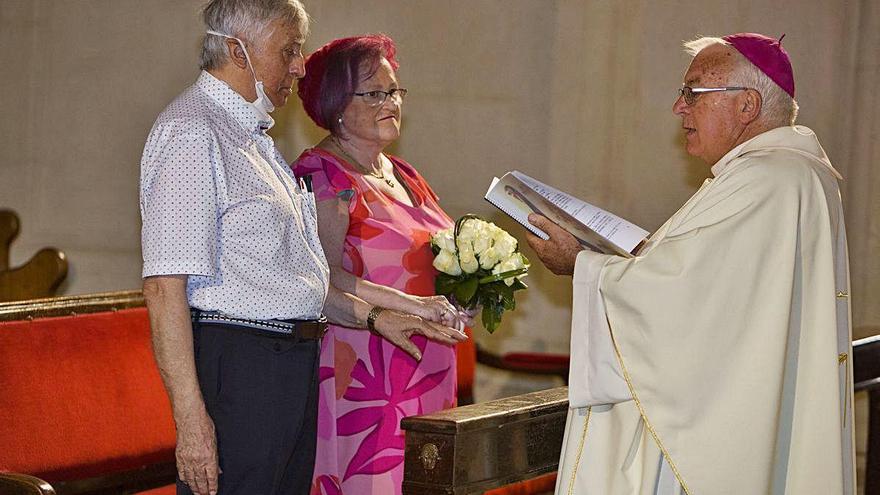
[484,171,649,257]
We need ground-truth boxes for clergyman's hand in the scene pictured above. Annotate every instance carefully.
[175,407,220,495]
[526,214,583,276]
[372,310,468,361]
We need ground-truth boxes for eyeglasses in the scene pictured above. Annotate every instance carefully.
[351,88,408,107]
[679,86,749,106]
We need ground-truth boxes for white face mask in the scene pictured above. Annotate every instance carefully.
[206,30,275,121]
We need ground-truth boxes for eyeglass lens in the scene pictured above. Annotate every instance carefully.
[360,89,408,107]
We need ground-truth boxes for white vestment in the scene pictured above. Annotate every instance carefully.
[555,126,855,495]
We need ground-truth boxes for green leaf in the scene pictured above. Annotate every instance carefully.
[453,276,480,306]
[499,285,516,310]
[482,303,500,333]
[477,267,528,285]
[435,274,459,295]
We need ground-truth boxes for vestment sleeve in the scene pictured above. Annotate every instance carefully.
[569,250,632,407]
[140,130,219,278]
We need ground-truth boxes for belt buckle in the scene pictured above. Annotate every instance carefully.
[316,315,328,340]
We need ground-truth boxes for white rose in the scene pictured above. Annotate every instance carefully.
[472,232,491,256]
[457,219,478,242]
[433,248,462,276]
[479,246,501,270]
[432,229,456,252]
[492,230,518,259]
[458,245,479,274]
[456,235,474,255]
[493,253,528,286]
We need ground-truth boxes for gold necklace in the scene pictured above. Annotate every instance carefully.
[332,138,395,188]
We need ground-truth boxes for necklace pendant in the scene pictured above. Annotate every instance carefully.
[385,178,395,187]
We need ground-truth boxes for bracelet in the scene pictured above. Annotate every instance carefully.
[366,306,387,332]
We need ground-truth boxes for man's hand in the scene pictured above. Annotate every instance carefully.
[176,407,220,495]
[372,310,468,361]
[526,214,584,276]
[143,275,219,495]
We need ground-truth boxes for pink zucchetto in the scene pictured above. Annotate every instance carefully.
[722,32,795,98]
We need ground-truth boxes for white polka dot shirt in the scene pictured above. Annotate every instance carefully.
[140,71,329,320]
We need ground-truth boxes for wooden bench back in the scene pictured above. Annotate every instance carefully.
[0,210,68,303]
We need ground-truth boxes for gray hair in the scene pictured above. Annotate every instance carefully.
[683,36,798,126]
[199,0,310,71]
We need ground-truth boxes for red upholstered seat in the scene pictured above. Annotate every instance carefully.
[0,308,176,483]
[136,485,176,495]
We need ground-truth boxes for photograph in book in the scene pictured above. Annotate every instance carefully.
[484,171,649,257]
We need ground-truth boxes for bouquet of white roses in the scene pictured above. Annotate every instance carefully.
[431,215,529,333]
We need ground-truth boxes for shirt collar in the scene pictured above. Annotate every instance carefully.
[196,70,275,132]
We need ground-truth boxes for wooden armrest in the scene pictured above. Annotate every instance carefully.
[0,473,56,495]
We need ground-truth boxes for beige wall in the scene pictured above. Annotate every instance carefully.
[0,1,876,362]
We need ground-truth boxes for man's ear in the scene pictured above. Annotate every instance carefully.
[226,38,249,70]
[739,89,762,125]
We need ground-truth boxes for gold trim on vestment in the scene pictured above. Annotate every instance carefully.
[609,327,692,495]
[567,406,592,495]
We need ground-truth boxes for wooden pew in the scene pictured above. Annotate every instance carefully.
[0,291,177,495]
[403,338,880,494]
[0,209,68,302]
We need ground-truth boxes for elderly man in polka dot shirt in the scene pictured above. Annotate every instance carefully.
[139,2,466,494]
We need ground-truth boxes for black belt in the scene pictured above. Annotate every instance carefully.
[191,309,328,341]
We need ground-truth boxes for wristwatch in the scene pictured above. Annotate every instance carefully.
[367,306,387,332]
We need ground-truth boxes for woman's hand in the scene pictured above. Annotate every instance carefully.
[372,310,469,361]
[408,295,476,331]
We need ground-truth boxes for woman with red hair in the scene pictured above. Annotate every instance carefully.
[292,34,470,495]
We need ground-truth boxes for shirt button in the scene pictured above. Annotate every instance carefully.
[273,342,282,352]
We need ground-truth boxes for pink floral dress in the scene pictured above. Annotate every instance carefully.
[292,148,457,495]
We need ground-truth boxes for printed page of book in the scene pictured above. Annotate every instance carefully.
[511,171,648,254]
[484,176,551,240]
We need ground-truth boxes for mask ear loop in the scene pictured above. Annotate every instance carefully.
[206,30,259,81]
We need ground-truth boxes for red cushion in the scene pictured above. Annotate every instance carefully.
[484,472,557,495]
[0,308,176,482]
[135,484,176,495]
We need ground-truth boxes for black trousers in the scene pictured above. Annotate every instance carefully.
[177,321,320,495]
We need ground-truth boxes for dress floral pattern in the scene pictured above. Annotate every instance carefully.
[293,148,458,495]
